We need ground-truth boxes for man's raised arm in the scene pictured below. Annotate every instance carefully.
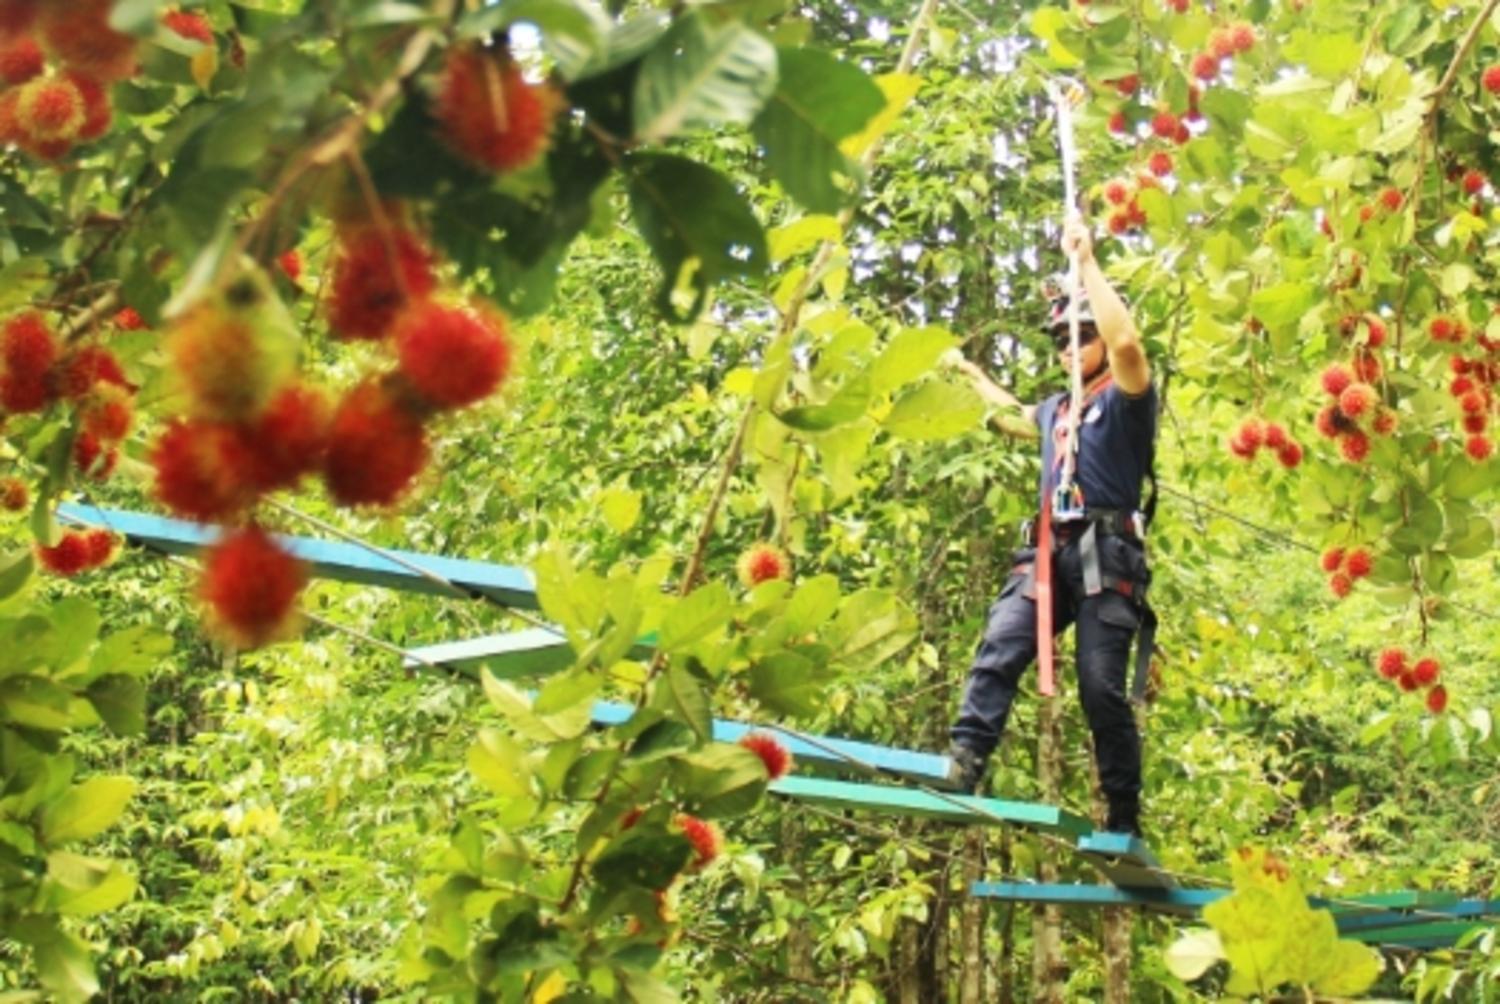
[1062,217,1150,396]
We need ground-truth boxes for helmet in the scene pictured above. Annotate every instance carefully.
[1044,290,1096,333]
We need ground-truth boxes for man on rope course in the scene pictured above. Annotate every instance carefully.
[939,216,1158,839]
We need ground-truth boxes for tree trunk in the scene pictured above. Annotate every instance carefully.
[1031,695,1067,1002]
[894,916,922,1004]
[996,827,1016,1003]
[782,814,815,983]
[958,827,986,1003]
[1101,905,1133,1003]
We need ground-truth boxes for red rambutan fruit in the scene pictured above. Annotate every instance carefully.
[1364,318,1386,348]
[1169,0,1189,11]
[1320,547,1344,573]
[1375,648,1405,680]
[3,310,57,379]
[1191,52,1219,81]
[0,33,41,84]
[57,345,127,399]
[1147,151,1173,177]
[82,388,133,443]
[1344,548,1372,579]
[1372,411,1397,436]
[16,73,84,141]
[327,226,436,340]
[1462,169,1486,196]
[1451,375,1475,398]
[1107,211,1130,235]
[113,306,145,330]
[436,45,562,174]
[1150,111,1179,139]
[1172,121,1190,144]
[1466,434,1494,461]
[739,732,793,780]
[1486,65,1500,94]
[675,813,722,870]
[1459,390,1486,415]
[0,0,38,38]
[736,542,790,588]
[0,476,27,511]
[63,69,110,141]
[1235,418,1264,450]
[37,531,91,575]
[199,525,308,649]
[1275,441,1302,468]
[38,0,138,83]
[243,382,331,491]
[1229,22,1255,52]
[392,300,511,411]
[167,290,296,423]
[1228,434,1256,459]
[1111,75,1139,96]
[1352,351,1381,383]
[1327,572,1352,598]
[1314,405,1341,439]
[323,380,429,508]
[277,249,302,283]
[1429,317,1454,341]
[1425,684,1448,714]
[1462,413,1487,434]
[1378,187,1403,212]
[1103,180,1128,205]
[1338,382,1374,419]
[83,528,114,566]
[1,373,51,413]
[150,419,260,521]
[1339,430,1371,463]
[1320,364,1353,398]
[1107,111,1127,135]
[162,10,212,44]
[1411,657,1439,686]
[1396,671,1419,692]
[1261,422,1288,449]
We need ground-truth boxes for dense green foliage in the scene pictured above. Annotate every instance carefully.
[0,0,1495,1001]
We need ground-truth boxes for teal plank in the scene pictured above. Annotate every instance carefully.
[57,504,539,608]
[770,776,1093,835]
[1344,920,1491,947]
[1337,890,1461,911]
[1076,832,1175,890]
[970,882,1218,912]
[1336,900,1499,935]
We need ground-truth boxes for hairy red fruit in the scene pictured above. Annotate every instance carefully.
[1429,316,1454,341]
[1207,29,1235,60]
[1235,418,1264,450]
[1338,382,1374,419]
[162,10,212,44]
[1327,572,1352,599]
[151,419,259,521]
[739,732,793,780]
[1450,375,1475,398]
[82,387,133,443]
[0,87,21,144]
[1458,390,1486,415]
[323,380,429,508]
[63,69,110,141]
[1466,434,1494,461]
[1148,151,1172,177]
[1111,74,1139,96]
[393,300,511,410]
[0,476,27,511]
[1373,411,1397,436]
[1228,434,1256,459]
[1168,0,1189,11]
[1357,204,1374,223]
[1320,364,1353,398]
[1313,405,1340,440]
[1261,422,1288,449]
[1103,180,1129,205]
[113,306,145,330]
[0,0,38,37]
[1484,65,1500,95]
[277,249,302,283]
[1375,648,1405,680]
[1449,356,1470,376]
[1107,110,1127,135]
[1191,52,1219,81]
[1339,430,1370,463]
[437,46,562,174]
[244,383,331,491]
[37,531,91,575]
[1378,187,1402,212]
[3,310,57,382]
[1344,548,1372,579]
[1320,216,1334,239]
[1364,318,1386,348]
[72,430,117,480]
[1229,22,1255,52]
[1396,671,1419,693]
[1425,684,1448,714]
[1462,413,1487,434]
[619,807,643,831]
[328,226,436,340]
[199,526,308,649]
[1150,111,1179,139]
[1462,169,1486,196]
[1320,547,1345,573]
[57,345,126,399]
[38,0,137,82]
[1172,121,1190,144]
[167,288,296,423]
[83,528,114,566]
[1,375,53,414]
[737,542,790,587]
[1352,351,1381,383]
[675,813,722,870]
[1275,441,1302,468]
[1411,657,1439,686]
[0,33,40,83]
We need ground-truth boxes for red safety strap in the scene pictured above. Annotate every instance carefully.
[1035,373,1114,698]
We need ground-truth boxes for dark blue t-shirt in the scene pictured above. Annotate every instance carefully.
[1035,381,1157,513]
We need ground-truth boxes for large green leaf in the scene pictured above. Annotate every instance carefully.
[85,676,145,736]
[633,14,777,143]
[658,582,732,652]
[868,326,957,396]
[750,47,884,212]
[673,743,768,818]
[627,154,769,320]
[747,651,831,718]
[883,379,984,441]
[649,664,712,743]
[39,777,136,845]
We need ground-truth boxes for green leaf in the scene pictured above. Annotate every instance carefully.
[659,582,732,652]
[1445,516,1494,560]
[627,154,769,320]
[1443,457,1492,500]
[826,590,917,669]
[649,664,712,743]
[533,546,604,640]
[599,485,643,534]
[633,14,777,143]
[750,47,884,212]
[1248,282,1316,329]
[85,676,145,736]
[469,729,534,799]
[1164,928,1224,981]
[748,651,831,717]
[784,574,840,635]
[673,743,768,818]
[1310,939,1383,996]
[40,776,135,845]
[868,326,957,396]
[462,0,610,81]
[0,549,33,604]
[31,928,98,1004]
[480,670,595,743]
[882,379,984,440]
[534,665,604,716]
[88,627,171,679]
[43,851,137,917]
[768,215,841,262]
[0,675,72,730]
[592,830,691,892]
[779,372,870,432]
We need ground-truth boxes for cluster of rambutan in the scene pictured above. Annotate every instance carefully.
[1105,72,1203,144]
[1320,544,1372,599]
[1314,354,1393,463]
[434,43,562,175]
[1354,187,1404,224]
[1448,338,1497,462]
[739,731,793,780]
[0,0,129,160]
[1226,417,1302,467]
[1190,21,1256,82]
[1373,648,1448,714]
[736,542,791,589]
[36,526,116,576]
[1,310,136,487]
[1099,172,1159,235]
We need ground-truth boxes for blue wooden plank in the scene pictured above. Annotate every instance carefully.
[770,776,1094,835]
[1335,900,1499,934]
[970,882,1221,911]
[58,504,539,607]
[1076,832,1175,891]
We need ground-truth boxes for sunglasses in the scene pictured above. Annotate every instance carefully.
[1051,325,1100,352]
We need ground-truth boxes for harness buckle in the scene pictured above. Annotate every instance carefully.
[1052,482,1086,522]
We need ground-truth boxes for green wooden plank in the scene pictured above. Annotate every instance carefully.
[1337,890,1461,911]
[1344,920,1490,946]
[769,776,1093,835]
[970,882,1214,915]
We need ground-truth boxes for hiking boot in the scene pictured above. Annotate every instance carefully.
[938,743,987,795]
[1105,798,1143,839]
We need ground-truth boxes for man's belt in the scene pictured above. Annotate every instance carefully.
[1021,507,1144,547]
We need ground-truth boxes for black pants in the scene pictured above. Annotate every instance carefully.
[950,533,1147,807]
